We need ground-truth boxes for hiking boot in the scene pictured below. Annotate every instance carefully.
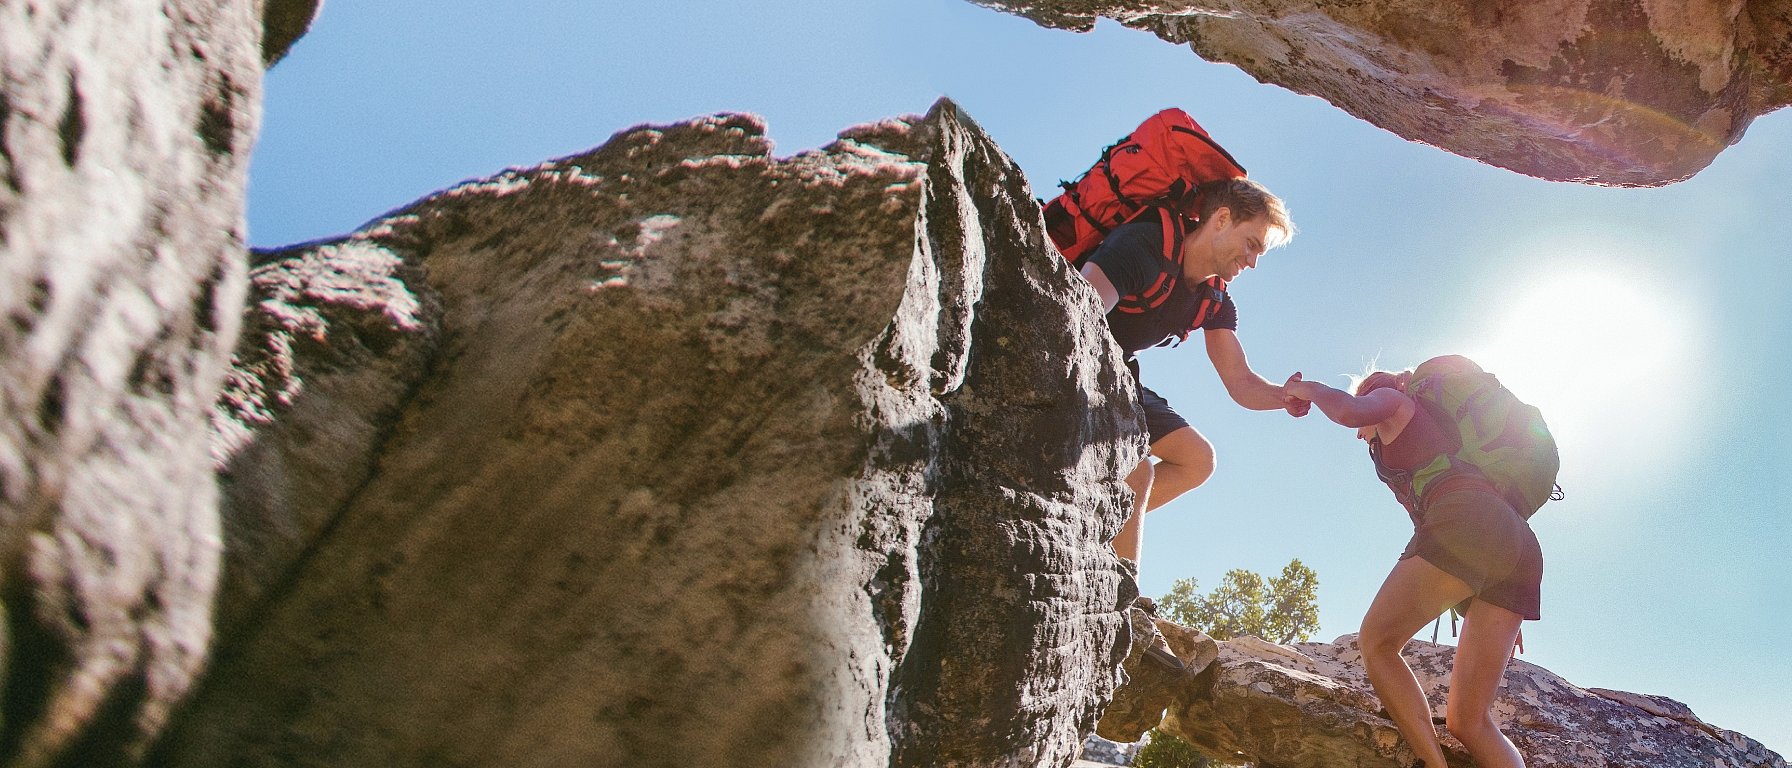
[1134,595,1160,617]
[1144,640,1185,670]
[1142,628,1185,671]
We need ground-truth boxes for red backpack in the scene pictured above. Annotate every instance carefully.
[1042,109,1246,342]
[1041,108,1247,265]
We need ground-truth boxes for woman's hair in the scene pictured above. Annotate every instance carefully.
[1195,178,1295,248]
[1354,370,1409,396]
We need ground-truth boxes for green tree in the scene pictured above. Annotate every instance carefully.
[1132,728,1208,768]
[1134,559,1321,768]
[1157,558,1320,643]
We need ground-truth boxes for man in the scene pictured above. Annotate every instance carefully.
[1077,178,1305,570]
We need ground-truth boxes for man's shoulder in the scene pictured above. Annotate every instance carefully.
[1090,218,1165,259]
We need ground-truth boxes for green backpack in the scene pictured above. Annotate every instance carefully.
[1372,355,1562,518]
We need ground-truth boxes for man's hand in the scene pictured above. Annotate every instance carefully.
[1282,371,1313,417]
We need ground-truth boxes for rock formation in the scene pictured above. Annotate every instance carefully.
[1102,620,1789,768]
[8,3,1792,767]
[262,0,323,66]
[974,0,1792,186]
[0,1,273,765]
[156,101,1146,768]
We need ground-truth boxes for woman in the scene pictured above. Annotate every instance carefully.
[1284,368,1542,768]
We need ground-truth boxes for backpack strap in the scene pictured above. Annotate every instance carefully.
[1174,278,1227,344]
[1368,436,1422,520]
[1112,208,1233,346]
[1114,207,1185,315]
[1099,141,1139,213]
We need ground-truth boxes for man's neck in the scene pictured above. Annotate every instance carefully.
[1181,229,1220,281]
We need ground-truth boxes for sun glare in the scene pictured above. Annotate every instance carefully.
[1462,266,1696,475]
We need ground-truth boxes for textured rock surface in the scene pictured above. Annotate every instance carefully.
[975,0,1792,185]
[1154,632,1789,768]
[261,0,322,66]
[0,1,269,765]
[1078,734,1140,766]
[159,101,1144,768]
[1095,610,1218,743]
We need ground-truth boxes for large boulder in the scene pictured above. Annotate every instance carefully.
[1156,632,1789,768]
[0,1,277,765]
[975,0,1792,186]
[157,100,1145,768]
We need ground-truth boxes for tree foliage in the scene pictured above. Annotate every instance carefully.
[1157,558,1320,644]
[1132,728,1210,768]
[1127,560,1322,767]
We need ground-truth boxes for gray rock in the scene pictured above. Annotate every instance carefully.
[262,0,323,66]
[1096,609,1219,743]
[1152,631,1789,768]
[973,0,1792,186]
[0,0,271,764]
[157,100,1145,768]
[1079,733,1139,765]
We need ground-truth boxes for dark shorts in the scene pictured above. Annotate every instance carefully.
[1128,359,1191,445]
[1400,487,1544,620]
[1138,382,1190,446]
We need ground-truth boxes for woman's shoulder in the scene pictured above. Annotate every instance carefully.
[1376,388,1419,442]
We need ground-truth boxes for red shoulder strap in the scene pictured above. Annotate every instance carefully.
[1115,208,1184,315]
[1176,277,1228,344]
[1113,210,1232,346]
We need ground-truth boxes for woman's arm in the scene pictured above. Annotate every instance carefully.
[1285,375,1409,429]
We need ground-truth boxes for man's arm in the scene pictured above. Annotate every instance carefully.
[1204,329,1295,411]
[1079,262,1121,313]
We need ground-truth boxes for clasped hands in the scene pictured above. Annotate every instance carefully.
[1282,371,1314,417]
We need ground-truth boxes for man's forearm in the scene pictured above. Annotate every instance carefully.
[1225,374,1287,411]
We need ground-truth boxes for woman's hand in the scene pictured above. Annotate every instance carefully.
[1282,371,1313,417]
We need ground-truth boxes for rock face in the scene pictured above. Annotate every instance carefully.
[975,0,1792,186]
[1153,632,1789,768]
[0,1,271,765]
[261,0,323,65]
[156,101,1144,768]
[1095,610,1218,744]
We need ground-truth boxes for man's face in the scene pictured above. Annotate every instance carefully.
[1187,209,1274,281]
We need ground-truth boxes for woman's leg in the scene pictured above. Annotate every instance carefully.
[1359,556,1474,768]
[1445,600,1526,768]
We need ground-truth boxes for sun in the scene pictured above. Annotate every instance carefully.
[1460,265,1696,464]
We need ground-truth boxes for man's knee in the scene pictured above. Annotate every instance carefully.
[1151,427,1216,478]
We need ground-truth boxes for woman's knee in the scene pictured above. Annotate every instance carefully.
[1356,621,1406,659]
[1444,707,1497,743]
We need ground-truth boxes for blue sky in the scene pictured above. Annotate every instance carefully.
[249,0,1792,755]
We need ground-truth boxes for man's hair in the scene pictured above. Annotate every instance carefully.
[1195,178,1294,248]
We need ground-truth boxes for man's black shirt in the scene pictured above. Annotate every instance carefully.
[1086,219,1238,355]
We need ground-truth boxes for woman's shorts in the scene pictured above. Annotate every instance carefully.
[1400,487,1544,620]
